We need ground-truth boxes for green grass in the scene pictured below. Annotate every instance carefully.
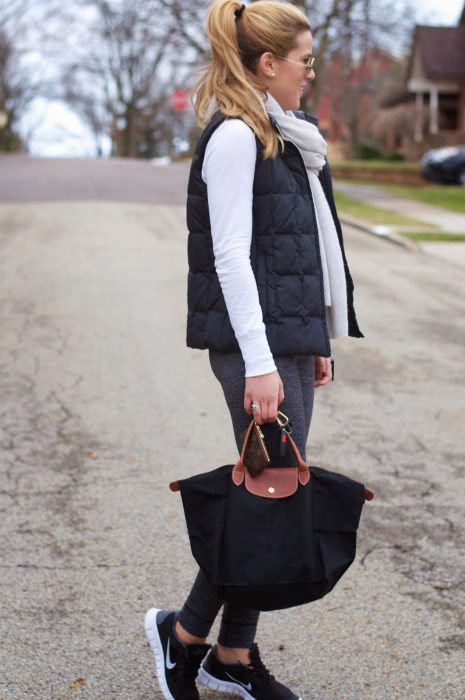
[335,160,421,171]
[337,179,465,214]
[401,232,465,242]
[333,191,431,226]
[381,185,465,214]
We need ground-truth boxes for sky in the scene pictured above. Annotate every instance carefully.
[16,0,465,158]
[416,0,463,23]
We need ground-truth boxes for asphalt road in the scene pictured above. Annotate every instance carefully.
[0,158,464,699]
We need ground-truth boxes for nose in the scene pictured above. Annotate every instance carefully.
[307,68,315,82]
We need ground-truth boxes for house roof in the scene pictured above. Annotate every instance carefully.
[379,88,412,109]
[412,25,465,82]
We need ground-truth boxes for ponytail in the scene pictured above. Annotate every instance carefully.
[193,0,310,159]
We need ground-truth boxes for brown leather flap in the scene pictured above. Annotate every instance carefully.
[244,467,299,499]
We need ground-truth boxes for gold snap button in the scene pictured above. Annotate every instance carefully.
[268,486,275,494]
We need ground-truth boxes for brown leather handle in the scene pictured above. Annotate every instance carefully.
[237,419,256,465]
[233,419,310,486]
[170,418,374,501]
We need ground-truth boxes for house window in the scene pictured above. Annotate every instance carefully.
[438,93,459,131]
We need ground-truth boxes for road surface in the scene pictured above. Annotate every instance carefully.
[0,158,464,699]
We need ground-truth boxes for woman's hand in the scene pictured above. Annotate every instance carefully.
[314,356,332,388]
[244,370,284,424]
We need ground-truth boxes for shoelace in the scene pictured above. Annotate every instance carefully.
[178,650,202,678]
[248,650,276,686]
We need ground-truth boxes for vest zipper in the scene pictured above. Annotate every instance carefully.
[273,122,332,358]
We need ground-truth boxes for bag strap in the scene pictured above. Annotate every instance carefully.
[232,418,374,501]
[171,415,375,501]
[232,419,310,486]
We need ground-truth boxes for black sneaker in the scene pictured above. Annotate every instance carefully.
[197,643,302,700]
[144,608,210,700]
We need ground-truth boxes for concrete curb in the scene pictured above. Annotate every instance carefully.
[339,214,419,252]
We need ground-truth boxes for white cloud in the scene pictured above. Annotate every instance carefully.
[17,98,111,158]
[416,0,464,24]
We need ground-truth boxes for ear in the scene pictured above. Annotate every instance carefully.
[256,51,277,80]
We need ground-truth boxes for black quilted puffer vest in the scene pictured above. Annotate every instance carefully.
[186,111,362,357]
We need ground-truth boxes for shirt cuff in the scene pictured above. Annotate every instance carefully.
[240,334,277,377]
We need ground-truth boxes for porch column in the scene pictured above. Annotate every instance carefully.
[462,87,465,133]
[430,87,439,134]
[415,92,424,142]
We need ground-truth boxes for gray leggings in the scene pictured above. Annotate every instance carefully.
[178,351,315,648]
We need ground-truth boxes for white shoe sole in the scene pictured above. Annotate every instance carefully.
[198,666,256,699]
[144,607,175,700]
[197,665,302,700]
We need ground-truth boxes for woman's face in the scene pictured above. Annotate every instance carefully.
[261,30,315,111]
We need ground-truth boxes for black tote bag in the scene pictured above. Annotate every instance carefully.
[170,420,373,611]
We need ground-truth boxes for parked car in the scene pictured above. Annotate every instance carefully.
[421,146,465,185]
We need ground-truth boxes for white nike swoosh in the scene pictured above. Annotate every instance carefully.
[225,671,252,691]
[166,637,176,670]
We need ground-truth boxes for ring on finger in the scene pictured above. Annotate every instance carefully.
[250,402,261,411]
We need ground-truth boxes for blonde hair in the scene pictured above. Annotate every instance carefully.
[193,0,310,159]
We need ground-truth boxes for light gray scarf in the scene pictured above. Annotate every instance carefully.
[266,93,348,338]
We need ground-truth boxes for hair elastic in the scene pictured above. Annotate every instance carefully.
[234,3,246,20]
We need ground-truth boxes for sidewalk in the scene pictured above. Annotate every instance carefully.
[334,180,465,269]
[333,181,465,233]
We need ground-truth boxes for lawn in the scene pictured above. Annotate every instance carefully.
[337,179,465,214]
[335,160,421,172]
[382,185,465,214]
[333,191,432,227]
[400,232,465,242]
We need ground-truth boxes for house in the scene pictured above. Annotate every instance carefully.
[377,3,465,157]
[408,6,465,144]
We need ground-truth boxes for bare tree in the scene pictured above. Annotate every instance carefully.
[0,0,30,32]
[0,0,32,151]
[0,0,64,152]
[47,0,190,158]
[159,0,209,57]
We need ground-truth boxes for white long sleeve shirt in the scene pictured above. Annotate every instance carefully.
[201,119,276,377]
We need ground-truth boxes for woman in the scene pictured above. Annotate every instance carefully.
[145,1,362,699]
